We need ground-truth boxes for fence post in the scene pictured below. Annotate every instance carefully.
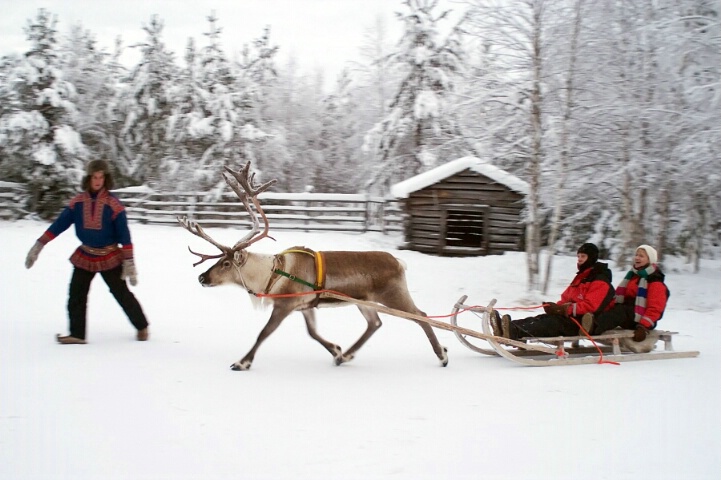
[378,198,386,234]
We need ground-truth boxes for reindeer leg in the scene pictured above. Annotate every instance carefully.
[231,305,292,371]
[414,319,449,367]
[337,305,383,365]
[301,309,343,364]
[382,297,449,367]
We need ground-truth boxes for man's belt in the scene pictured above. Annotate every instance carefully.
[80,244,119,256]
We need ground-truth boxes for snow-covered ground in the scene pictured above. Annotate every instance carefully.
[2,220,719,480]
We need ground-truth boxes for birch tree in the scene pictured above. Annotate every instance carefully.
[541,0,584,295]
[464,0,551,291]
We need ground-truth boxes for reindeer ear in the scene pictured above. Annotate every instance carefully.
[233,250,243,263]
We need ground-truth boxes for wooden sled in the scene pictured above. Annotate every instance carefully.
[451,295,700,366]
[318,292,699,367]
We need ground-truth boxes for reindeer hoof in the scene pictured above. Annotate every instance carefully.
[230,360,251,371]
[440,346,449,367]
[334,353,355,366]
[331,345,343,364]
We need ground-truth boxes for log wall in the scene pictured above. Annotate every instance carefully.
[400,170,526,256]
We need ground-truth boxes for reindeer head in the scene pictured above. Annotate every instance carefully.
[178,162,276,287]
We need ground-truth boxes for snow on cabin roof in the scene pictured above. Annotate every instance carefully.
[390,156,530,199]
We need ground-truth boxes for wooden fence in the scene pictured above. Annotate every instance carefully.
[0,182,403,233]
[117,189,403,233]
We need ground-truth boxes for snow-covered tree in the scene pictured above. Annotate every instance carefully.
[363,0,469,191]
[312,69,362,192]
[463,0,554,290]
[57,25,129,182]
[352,14,397,139]
[164,13,238,193]
[121,15,177,185]
[0,9,87,218]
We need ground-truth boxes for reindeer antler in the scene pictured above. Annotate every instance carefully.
[222,163,277,250]
[177,162,278,267]
[223,162,276,198]
[177,216,231,266]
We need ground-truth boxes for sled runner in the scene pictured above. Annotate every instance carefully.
[450,295,700,366]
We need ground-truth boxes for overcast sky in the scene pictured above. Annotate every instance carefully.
[0,0,440,82]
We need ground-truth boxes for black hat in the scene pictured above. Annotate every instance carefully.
[577,243,599,271]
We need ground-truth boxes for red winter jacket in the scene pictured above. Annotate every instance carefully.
[558,263,615,318]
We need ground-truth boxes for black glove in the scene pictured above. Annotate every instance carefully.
[544,302,568,317]
[633,325,648,342]
[542,302,556,315]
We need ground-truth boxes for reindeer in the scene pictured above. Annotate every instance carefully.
[178,163,448,370]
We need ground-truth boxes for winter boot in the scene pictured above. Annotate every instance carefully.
[501,314,512,339]
[490,310,503,337]
[56,334,86,345]
[580,313,594,335]
[136,327,149,341]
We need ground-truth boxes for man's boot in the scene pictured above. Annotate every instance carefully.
[56,334,86,345]
[490,310,503,337]
[137,327,149,341]
[501,314,512,339]
[580,313,594,335]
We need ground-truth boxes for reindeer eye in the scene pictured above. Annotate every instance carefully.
[222,260,232,269]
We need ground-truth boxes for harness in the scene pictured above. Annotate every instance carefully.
[242,247,326,307]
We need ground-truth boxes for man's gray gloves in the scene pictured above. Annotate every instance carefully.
[25,241,44,269]
[122,258,138,286]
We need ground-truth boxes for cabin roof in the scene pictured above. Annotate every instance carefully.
[390,156,530,199]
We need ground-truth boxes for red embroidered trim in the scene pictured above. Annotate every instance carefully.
[105,194,126,220]
[70,248,123,272]
[122,244,134,260]
[83,191,107,230]
[68,193,85,209]
[39,231,55,244]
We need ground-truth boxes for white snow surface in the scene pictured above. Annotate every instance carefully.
[390,156,531,198]
[2,219,719,480]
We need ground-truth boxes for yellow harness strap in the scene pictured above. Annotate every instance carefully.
[279,248,325,289]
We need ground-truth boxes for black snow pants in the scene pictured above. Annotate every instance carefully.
[592,303,646,334]
[508,313,582,340]
[67,265,148,339]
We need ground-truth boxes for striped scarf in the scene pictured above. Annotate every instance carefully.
[615,264,656,324]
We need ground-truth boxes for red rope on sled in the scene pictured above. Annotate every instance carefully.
[568,316,620,366]
[493,305,546,311]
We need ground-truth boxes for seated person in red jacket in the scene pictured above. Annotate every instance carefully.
[591,244,669,342]
[491,243,615,339]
